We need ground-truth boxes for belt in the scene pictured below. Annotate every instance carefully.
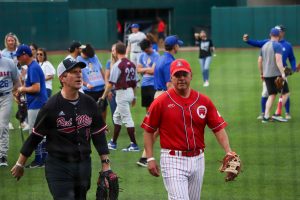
[0,92,10,97]
[167,149,204,157]
[132,51,141,53]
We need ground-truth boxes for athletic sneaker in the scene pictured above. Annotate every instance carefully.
[136,157,148,167]
[262,117,272,123]
[272,114,288,122]
[257,114,264,120]
[122,142,140,152]
[0,157,8,167]
[22,122,30,131]
[9,122,14,130]
[108,140,117,150]
[25,161,44,168]
[203,81,209,87]
[285,113,292,120]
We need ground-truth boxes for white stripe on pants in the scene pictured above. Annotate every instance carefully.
[113,88,134,127]
[28,109,40,134]
[0,93,13,158]
[160,149,205,200]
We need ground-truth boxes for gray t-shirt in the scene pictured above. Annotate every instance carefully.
[260,41,283,77]
[0,56,19,93]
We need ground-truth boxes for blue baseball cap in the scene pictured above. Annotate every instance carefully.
[270,28,280,37]
[164,35,184,46]
[14,44,32,57]
[131,24,139,28]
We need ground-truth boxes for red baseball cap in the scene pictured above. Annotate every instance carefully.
[170,59,192,76]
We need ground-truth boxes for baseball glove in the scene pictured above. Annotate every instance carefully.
[219,152,241,182]
[284,67,293,76]
[96,170,119,200]
[274,76,285,91]
[97,98,106,112]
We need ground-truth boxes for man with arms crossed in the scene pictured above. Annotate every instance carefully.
[142,59,236,199]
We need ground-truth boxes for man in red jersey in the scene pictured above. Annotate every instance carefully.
[142,59,236,199]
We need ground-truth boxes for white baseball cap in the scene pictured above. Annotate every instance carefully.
[57,58,86,78]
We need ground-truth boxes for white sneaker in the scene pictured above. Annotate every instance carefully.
[257,114,263,120]
[272,115,288,122]
[22,123,30,131]
[203,81,209,87]
[285,113,291,120]
[8,122,14,130]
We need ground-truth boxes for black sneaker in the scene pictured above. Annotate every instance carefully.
[262,117,270,123]
[136,157,148,167]
[25,161,44,168]
[0,157,8,167]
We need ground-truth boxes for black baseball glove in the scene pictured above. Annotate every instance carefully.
[284,67,293,76]
[97,98,106,112]
[96,170,119,200]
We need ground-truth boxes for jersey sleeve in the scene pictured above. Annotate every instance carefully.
[10,61,19,82]
[29,65,42,84]
[141,99,161,133]
[246,39,269,48]
[206,99,227,133]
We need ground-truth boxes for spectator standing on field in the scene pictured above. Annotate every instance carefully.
[37,48,56,98]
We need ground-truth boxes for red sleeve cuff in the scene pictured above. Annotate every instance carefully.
[211,121,227,133]
[141,123,157,133]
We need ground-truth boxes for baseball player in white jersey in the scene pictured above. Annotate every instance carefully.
[0,54,21,166]
[126,24,147,66]
[142,59,236,199]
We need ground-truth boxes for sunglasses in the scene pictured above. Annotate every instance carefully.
[37,53,44,56]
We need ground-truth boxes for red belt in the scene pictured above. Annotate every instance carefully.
[168,149,204,157]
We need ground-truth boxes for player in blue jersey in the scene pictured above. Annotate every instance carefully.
[243,25,296,120]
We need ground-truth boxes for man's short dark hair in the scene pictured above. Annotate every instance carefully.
[81,44,95,58]
[140,39,151,51]
[165,44,174,51]
[115,42,126,55]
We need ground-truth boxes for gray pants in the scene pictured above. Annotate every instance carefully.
[0,93,13,158]
[28,109,40,134]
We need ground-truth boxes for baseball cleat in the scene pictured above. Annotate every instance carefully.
[108,140,117,150]
[136,157,148,167]
[261,117,273,123]
[122,142,140,152]
[0,157,8,167]
[272,115,288,122]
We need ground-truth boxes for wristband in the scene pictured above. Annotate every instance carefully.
[15,162,24,168]
[147,157,155,162]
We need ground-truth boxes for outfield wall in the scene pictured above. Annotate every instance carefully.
[212,5,300,47]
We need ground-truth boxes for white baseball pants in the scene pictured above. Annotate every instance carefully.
[113,88,134,127]
[160,149,205,200]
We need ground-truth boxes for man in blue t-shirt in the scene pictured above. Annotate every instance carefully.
[154,35,183,98]
[258,28,289,123]
[16,44,48,167]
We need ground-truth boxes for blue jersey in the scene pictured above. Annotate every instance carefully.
[154,52,175,90]
[138,51,160,87]
[77,55,105,92]
[25,60,48,109]
[246,38,296,71]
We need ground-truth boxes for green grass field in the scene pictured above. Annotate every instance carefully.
[1,48,300,200]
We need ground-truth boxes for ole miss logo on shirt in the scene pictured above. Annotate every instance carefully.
[57,115,92,134]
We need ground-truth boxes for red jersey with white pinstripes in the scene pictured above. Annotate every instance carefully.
[141,88,227,151]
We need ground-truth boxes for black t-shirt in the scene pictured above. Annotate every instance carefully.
[21,91,109,162]
[197,39,214,58]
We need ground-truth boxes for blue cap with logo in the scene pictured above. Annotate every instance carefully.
[270,28,280,37]
[14,44,32,57]
[164,35,184,46]
[131,24,139,28]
